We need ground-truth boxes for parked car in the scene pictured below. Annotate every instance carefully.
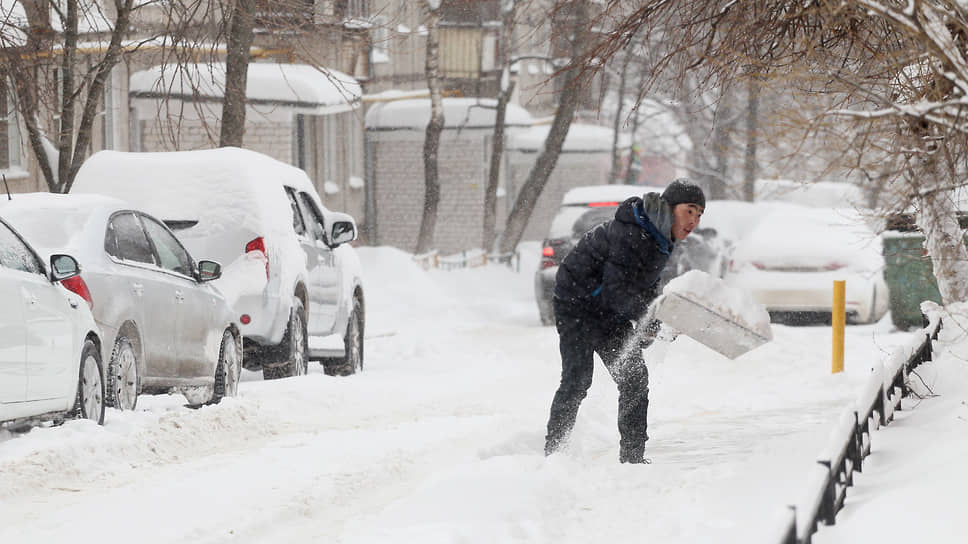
[72,147,365,379]
[723,204,889,324]
[0,215,105,427]
[0,194,241,409]
[534,184,726,326]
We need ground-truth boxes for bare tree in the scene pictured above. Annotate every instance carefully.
[220,0,255,148]
[416,0,444,255]
[497,0,591,256]
[482,0,519,252]
[1,0,138,193]
[583,0,968,303]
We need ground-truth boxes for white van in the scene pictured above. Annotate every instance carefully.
[73,147,364,379]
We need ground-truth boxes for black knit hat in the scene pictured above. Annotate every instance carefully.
[661,178,706,209]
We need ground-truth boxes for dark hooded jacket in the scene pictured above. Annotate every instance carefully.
[553,193,674,323]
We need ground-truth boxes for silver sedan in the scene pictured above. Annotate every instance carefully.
[0,193,242,409]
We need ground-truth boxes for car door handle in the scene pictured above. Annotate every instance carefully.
[132,283,144,296]
[24,293,38,306]
[175,290,185,303]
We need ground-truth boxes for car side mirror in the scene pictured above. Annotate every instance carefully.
[50,254,80,281]
[330,219,357,247]
[197,260,222,282]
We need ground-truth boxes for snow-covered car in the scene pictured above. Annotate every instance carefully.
[534,184,725,325]
[72,147,365,379]
[0,193,241,409]
[723,204,889,324]
[0,215,105,427]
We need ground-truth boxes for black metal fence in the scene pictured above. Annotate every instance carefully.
[771,312,943,544]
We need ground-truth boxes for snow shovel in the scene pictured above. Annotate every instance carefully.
[652,292,772,359]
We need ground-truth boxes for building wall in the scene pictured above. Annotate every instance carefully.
[369,128,490,254]
[506,150,612,242]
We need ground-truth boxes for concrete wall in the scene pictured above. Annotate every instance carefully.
[506,150,612,242]
[368,128,491,254]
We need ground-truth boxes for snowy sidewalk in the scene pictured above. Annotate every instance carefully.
[815,310,968,544]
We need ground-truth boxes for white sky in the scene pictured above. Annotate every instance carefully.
[0,234,961,542]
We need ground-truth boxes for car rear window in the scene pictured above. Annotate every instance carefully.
[547,204,617,240]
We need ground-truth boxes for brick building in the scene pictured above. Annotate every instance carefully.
[363,97,533,253]
[507,123,625,242]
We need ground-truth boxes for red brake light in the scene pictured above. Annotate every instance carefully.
[824,262,846,271]
[245,237,269,279]
[587,201,620,208]
[752,261,766,270]
[60,275,93,310]
[542,246,555,257]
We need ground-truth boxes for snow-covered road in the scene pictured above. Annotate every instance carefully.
[0,243,916,543]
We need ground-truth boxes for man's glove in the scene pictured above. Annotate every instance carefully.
[638,319,662,350]
[656,323,680,343]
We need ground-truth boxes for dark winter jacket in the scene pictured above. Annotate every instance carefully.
[553,193,674,323]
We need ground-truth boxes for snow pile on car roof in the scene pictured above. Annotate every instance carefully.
[72,147,302,239]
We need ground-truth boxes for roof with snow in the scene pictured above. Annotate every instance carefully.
[509,123,625,153]
[364,98,534,131]
[129,62,362,115]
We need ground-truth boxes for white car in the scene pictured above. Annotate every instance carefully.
[1,194,241,409]
[73,147,365,379]
[0,216,105,427]
[724,204,889,324]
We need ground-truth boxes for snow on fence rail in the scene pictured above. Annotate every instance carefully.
[771,312,943,544]
[412,249,520,271]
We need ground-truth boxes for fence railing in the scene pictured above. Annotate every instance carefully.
[771,312,943,544]
[412,249,520,271]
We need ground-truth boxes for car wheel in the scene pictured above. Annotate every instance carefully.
[108,335,140,410]
[211,329,241,403]
[72,339,105,424]
[323,296,364,376]
[264,296,308,380]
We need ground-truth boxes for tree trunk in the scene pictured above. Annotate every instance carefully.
[916,139,968,305]
[610,51,632,183]
[483,3,517,252]
[741,74,759,202]
[416,3,444,255]
[56,0,79,191]
[497,2,588,256]
[710,99,731,200]
[220,0,256,148]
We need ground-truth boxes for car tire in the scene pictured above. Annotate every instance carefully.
[72,338,105,424]
[108,335,140,411]
[264,296,308,380]
[322,296,364,377]
[211,329,241,403]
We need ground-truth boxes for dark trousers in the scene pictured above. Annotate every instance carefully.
[545,299,650,457]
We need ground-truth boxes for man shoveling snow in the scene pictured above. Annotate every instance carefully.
[544,179,705,464]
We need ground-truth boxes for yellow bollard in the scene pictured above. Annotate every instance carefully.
[832,280,846,374]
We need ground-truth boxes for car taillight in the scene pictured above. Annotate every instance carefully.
[824,262,846,271]
[540,244,556,269]
[587,201,620,207]
[752,261,766,270]
[245,237,269,279]
[60,275,93,310]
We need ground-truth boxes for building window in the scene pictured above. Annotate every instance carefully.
[371,15,389,64]
[0,79,22,172]
[99,68,122,150]
[334,0,369,20]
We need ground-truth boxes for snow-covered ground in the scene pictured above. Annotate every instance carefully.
[0,242,960,543]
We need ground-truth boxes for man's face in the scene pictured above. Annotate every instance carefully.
[671,203,703,241]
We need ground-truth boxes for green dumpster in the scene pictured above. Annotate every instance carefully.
[882,231,941,330]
